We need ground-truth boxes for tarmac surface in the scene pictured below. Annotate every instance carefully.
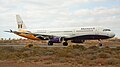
[0,44,119,48]
[0,44,68,48]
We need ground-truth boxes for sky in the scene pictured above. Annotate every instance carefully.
[0,0,120,39]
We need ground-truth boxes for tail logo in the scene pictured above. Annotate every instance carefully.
[18,24,23,29]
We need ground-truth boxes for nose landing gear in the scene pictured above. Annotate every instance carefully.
[98,39,103,47]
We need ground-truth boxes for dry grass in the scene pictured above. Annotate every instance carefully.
[0,45,120,67]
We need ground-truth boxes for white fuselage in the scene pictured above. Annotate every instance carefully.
[29,27,115,39]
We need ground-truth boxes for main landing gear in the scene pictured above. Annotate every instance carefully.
[63,41,68,46]
[48,41,53,46]
[48,41,68,46]
[63,39,68,46]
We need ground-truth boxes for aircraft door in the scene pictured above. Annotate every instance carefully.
[72,29,76,36]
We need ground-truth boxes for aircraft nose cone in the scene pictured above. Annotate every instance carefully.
[111,33,115,38]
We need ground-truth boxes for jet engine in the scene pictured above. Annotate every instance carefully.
[50,37,63,43]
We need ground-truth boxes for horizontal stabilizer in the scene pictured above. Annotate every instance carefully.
[4,29,13,33]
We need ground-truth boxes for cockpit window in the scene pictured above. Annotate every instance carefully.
[103,29,111,31]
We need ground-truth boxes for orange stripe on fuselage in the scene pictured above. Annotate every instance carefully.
[16,33,40,40]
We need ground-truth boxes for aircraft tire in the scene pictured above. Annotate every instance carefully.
[63,42,68,46]
[99,43,103,47]
[48,41,53,46]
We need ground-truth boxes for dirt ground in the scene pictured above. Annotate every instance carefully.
[0,61,116,67]
[0,39,120,67]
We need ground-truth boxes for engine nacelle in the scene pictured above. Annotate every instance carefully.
[71,39,85,43]
[50,37,62,43]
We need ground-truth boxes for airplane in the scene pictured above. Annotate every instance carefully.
[5,15,115,46]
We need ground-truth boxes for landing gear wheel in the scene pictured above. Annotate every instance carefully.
[99,43,103,47]
[48,41,53,46]
[98,39,103,47]
[63,42,68,46]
